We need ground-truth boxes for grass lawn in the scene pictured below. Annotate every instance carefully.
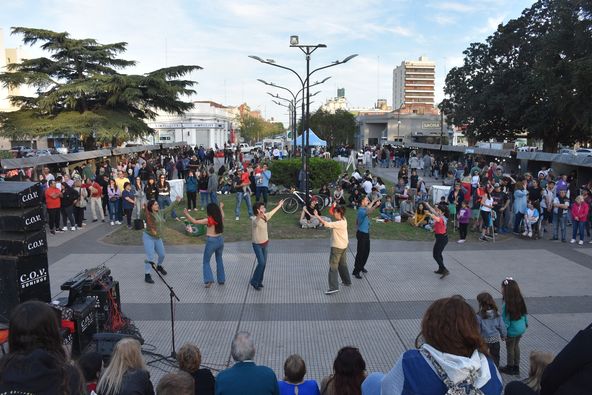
[103,193,438,246]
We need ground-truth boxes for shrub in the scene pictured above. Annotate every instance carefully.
[269,158,341,189]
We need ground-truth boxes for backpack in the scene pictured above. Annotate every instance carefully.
[419,349,484,395]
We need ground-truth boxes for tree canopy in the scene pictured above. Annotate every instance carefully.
[0,27,201,148]
[308,108,356,148]
[236,105,284,143]
[443,0,592,151]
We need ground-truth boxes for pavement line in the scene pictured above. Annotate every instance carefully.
[347,244,407,351]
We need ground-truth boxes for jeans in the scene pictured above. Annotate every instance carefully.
[353,231,370,274]
[157,195,171,209]
[61,205,76,228]
[203,236,225,284]
[108,199,119,221]
[328,247,351,291]
[235,191,253,218]
[506,335,522,367]
[199,191,209,209]
[186,191,197,209]
[433,234,448,271]
[572,220,586,241]
[142,232,165,274]
[74,206,85,227]
[553,212,567,240]
[209,192,218,205]
[255,186,269,205]
[513,212,524,233]
[250,242,268,287]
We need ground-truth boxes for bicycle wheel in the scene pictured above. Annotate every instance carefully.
[282,196,299,214]
[313,195,326,211]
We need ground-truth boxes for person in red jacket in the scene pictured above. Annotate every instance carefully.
[45,179,62,234]
[570,195,589,245]
[425,202,450,278]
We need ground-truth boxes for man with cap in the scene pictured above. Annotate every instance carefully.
[234,167,254,221]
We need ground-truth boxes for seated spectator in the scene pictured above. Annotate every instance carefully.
[78,351,104,394]
[369,187,382,203]
[177,343,215,395]
[157,371,194,395]
[320,347,367,395]
[380,297,503,394]
[408,202,429,229]
[215,332,279,395]
[380,196,396,222]
[278,354,320,395]
[504,351,554,395]
[393,179,408,207]
[399,199,415,221]
[0,301,83,394]
[349,189,363,209]
[333,185,346,206]
[300,197,321,229]
[96,338,154,395]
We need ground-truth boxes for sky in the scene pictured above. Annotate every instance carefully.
[0,0,535,126]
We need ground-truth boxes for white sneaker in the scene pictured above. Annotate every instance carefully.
[589,240,592,244]
[578,240,584,245]
[235,216,239,221]
[528,231,532,238]
[62,226,67,231]
[457,239,465,243]
[115,221,122,225]
[570,239,576,244]
[110,221,115,226]
[70,226,76,231]
[324,289,340,295]
[522,231,528,236]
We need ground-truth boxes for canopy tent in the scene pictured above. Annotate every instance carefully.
[295,129,327,147]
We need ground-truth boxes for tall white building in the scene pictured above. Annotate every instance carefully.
[392,56,436,110]
[320,88,348,114]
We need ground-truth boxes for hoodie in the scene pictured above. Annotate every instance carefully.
[476,310,507,343]
[0,349,82,395]
[381,344,502,395]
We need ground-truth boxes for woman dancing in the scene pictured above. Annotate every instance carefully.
[184,202,226,288]
[425,202,450,278]
[250,200,284,290]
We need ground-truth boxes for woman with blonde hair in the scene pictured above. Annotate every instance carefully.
[504,351,554,395]
[96,338,154,395]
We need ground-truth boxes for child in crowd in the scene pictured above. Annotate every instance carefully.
[523,200,540,238]
[476,292,507,367]
[500,277,528,376]
[436,196,449,217]
[278,354,320,395]
[457,200,471,243]
[77,351,103,394]
[503,351,554,395]
[380,195,396,222]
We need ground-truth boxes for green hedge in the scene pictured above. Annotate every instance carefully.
[269,158,341,189]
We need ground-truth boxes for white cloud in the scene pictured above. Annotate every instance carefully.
[431,14,458,26]
[433,2,476,13]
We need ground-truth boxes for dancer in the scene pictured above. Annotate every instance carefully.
[313,204,351,295]
[352,196,381,279]
[425,202,450,278]
[142,198,180,283]
[250,200,284,290]
[184,202,226,288]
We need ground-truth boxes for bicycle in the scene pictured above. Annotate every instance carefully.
[281,188,325,214]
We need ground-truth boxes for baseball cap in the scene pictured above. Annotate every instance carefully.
[494,183,500,188]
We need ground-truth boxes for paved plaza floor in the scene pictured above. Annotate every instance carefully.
[47,222,592,385]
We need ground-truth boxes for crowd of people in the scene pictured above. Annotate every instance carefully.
[1,292,589,395]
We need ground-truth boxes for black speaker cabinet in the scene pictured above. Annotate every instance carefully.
[85,280,121,332]
[0,206,46,232]
[70,297,97,356]
[0,229,47,256]
[0,182,41,209]
[0,254,51,321]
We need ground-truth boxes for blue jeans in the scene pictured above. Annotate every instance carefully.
[513,212,524,233]
[200,191,209,209]
[209,192,218,205]
[142,232,165,274]
[255,186,269,205]
[572,220,586,241]
[553,212,567,240]
[235,191,253,218]
[157,195,171,209]
[203,236,225,284]
[108,199,120,221]
[251,242,268,287]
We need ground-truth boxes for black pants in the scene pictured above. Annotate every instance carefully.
[61,205,76,228]
[48,208,60,231]
[74,206,85,227]
[102,195,109,216]
[487,341,500,367]
[459,223,468,240]
[353,231,370,274]
[433,234,448,270]
[256,186,269,205]
[187,191,197,209]
[124,208,133,226]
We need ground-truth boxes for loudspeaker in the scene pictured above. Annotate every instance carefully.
[0,182,41,209]
[0,206,46,232]
[85,280,121,331]
[53,296,97,357]
[0,254,51,321]
[0,229,47,256]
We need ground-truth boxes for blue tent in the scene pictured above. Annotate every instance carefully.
[295,129,327,146]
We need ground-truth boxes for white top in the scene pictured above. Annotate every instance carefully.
[481,198,493,212]
[323,219,348,249]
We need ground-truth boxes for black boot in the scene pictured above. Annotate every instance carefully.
[511,365,520,376]
[499,365,513,374]
[145,274,154,284]
[156,266,168,275]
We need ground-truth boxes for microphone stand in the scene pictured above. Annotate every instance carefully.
[145,260,180,365]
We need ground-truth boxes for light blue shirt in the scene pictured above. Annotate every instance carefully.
[357,207,370,233]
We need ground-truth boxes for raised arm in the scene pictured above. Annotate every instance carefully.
[366,199,382,214]
[267,199,285,220]
[183,208,208,225]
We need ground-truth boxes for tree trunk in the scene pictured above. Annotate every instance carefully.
[542,134,558,153]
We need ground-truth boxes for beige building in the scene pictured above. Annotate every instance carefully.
[392,56,436,110]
